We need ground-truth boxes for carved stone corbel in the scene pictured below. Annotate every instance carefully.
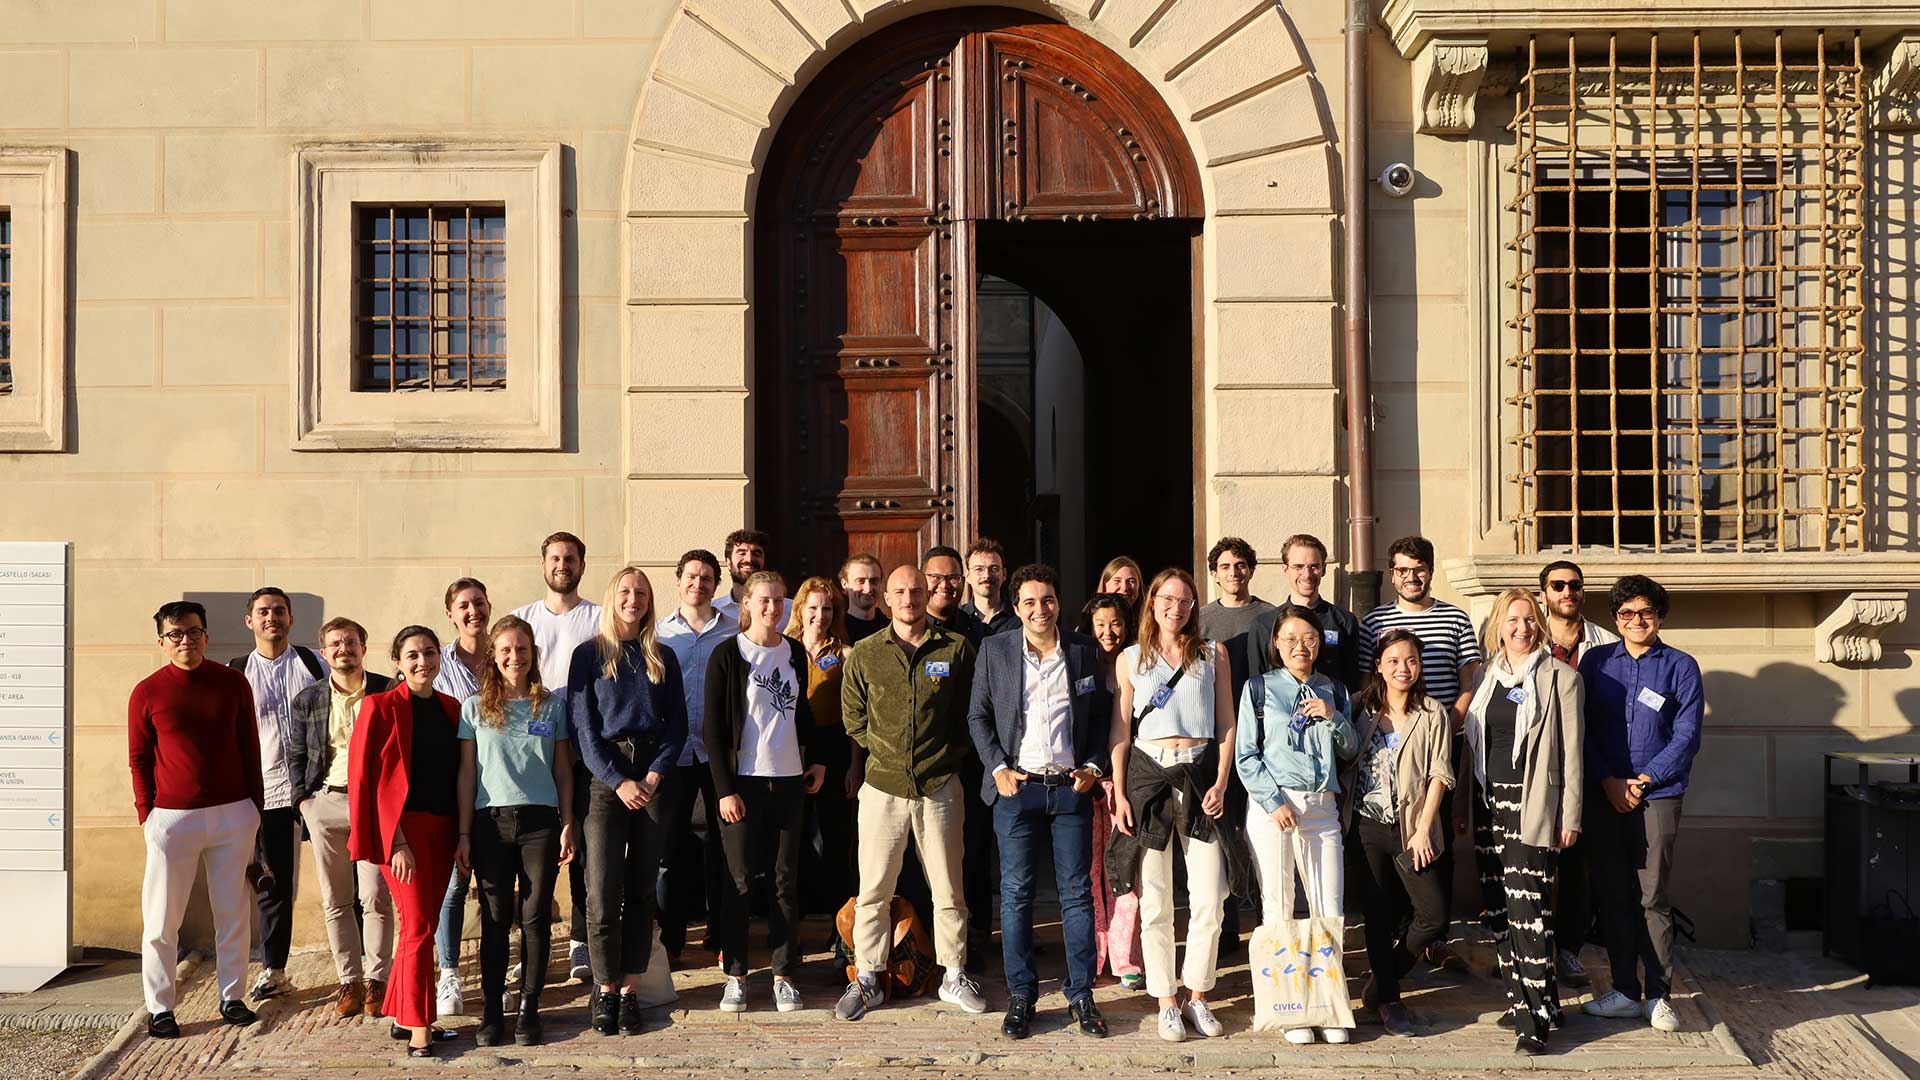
[1416,36,1490,136]
[1814,590,1910,664]
[1873,34,1920,132]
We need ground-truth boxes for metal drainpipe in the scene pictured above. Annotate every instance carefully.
[1342,0,1381,615]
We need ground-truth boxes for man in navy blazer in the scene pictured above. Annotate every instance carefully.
[967,563,1112,1039]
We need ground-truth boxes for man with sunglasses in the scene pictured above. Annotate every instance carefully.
[1535,561,1618,990]
[1579,575,1702,1036]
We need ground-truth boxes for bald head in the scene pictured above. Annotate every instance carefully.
[885,565,929,629]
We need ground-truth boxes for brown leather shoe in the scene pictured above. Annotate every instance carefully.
[334,982,365,1018]
[365,980,386,1018]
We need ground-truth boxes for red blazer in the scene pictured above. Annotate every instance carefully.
[347,682,462,865]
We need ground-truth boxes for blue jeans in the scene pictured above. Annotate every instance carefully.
[434,866,469,970]
[993,780,1096,1005]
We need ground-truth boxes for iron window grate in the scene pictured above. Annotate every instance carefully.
[354,205,506,392]
[1505,31,1867,554]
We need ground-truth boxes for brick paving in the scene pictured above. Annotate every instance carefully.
[82,916,1794,1079]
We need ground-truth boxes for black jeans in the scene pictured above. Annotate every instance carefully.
[565,759,590,944]
[803,736,857,916]
[584,776,669,983]
[256,806,299,969]
[959,757,994,936]
[1353,815,1448,1004]
[471,804,560,1010]
[1588,791,1684,1001]
[657,761,725,953]
[717,775,807,977]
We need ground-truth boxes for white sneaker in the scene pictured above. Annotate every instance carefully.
[1157,1005,1186,1042]
[1283,1026,1316,1044]
[1322,1026,1351,1043]
[1646,997,1680,1032]
[773,979,803,1013]
[247,968,291,1002]
[1583,989,1641,1019]
[435,970,464,1017]
[938,971,988,1014]
[1181,999,1223,1038]
[719,976,747,1013]
[568,941,591,982]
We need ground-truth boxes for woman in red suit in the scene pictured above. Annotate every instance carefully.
[350,625,464,1057]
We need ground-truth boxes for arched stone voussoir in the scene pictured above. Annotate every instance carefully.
[653,8,793,124]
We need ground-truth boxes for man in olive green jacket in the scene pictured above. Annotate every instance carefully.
[834,566,986,1021]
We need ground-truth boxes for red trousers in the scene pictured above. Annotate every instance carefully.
[381,810,456,1029]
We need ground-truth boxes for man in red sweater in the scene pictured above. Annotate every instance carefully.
[128,601,267,1038]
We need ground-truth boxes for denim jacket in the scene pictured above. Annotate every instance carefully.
[1234,667,1357,814]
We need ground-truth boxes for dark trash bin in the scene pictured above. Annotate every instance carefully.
[1826,753,1920,985]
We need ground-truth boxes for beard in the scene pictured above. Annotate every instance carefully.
[730,565,752,587]
[546,567,579,594]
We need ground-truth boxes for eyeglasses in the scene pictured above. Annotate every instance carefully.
[1286,563,1327,574]
[1154,595,1195,611]
[1275,634,1319,649]
[1546,580,1585,593]
[1390,566,1431,579]
[926,573,964,585]
[1614,607,1658,623]
[160,628,208,644]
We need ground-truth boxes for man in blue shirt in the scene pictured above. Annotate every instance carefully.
[1578,575,1702,1035]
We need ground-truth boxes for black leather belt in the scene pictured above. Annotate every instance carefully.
[1027,771,1075,788]
[325,784,348,795]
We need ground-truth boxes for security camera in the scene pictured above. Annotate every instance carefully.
[1377,163,1416,198]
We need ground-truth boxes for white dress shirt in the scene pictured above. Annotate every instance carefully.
[1008,638,1075,774]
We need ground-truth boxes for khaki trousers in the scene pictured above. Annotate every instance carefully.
[299,789,394,984]
[853,780,968,974]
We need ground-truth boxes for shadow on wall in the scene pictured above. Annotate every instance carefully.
[183,591,325,659]
[1868,131,1919,550]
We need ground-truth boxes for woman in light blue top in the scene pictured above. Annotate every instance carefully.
[452,615,574,1048]
[1234,603,1357,1045]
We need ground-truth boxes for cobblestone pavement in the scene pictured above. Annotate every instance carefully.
[79,919,1907,1079]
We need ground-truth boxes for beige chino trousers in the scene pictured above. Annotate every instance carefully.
[298,789,394,984]
[852,780,968,974]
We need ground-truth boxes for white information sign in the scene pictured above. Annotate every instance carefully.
[0,542,68,991]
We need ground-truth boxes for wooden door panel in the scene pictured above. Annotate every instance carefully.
[835,82,937,210]
[815,230,937,352]
[807,369,940,494]
[1017,83,1142,213]
[836,513,941,576]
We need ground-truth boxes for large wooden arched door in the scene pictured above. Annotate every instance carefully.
[755,9,1201,578]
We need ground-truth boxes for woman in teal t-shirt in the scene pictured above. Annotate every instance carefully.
[454,615,575,1048]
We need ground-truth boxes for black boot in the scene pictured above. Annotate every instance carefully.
[591,987,620,1036]
[515,994,543,1046]
[476,998,505,1047]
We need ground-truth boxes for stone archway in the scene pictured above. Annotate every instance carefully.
[620,0,1339,572]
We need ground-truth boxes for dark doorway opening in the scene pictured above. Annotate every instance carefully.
[974,220,1196,604]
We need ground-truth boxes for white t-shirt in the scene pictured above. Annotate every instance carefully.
[511,598,603,694]
[736,634,803,778]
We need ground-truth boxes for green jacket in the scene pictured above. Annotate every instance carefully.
[841,622,977,799]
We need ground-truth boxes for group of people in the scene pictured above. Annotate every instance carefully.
[126,528,1701,1057]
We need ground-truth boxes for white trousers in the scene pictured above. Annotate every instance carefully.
[1245,788,1344,925]
[1134,743,1228,998]
[141,799,259,1015]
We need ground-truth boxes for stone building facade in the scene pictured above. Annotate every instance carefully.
[0,0,1916,952]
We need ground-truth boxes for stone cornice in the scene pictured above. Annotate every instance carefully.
[1417,36,1490,135]
[1382,0,1920,59]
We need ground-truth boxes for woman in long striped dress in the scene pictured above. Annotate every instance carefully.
[1459,587,1583,1056]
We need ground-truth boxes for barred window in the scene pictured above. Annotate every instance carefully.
[0,209,12,395]
[355,205,506,392]
[1506,31,1866,553]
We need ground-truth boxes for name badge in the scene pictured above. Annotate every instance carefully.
[1505,686,1528,705]
[1385,730,1403,749]
[816,653,841,672]
[1323,629,1340,646]
[926,661,951,678]
[1074,675,1096,696]
[1148,685,1173,709]
[1637,686,1668,711]
[528,720,554,737]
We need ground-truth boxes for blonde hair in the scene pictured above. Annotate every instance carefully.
[1097,555,1142,594]
[784,575,850,653]
[736,570,787,632]
[476,615,548,730]
[1483,586,1549,662]
[1134,568,1206,674]
[594,565,666,683]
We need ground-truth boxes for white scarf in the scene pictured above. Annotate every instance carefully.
[1466,647,1548,790]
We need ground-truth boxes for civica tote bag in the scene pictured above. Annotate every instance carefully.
[1250,916,1357,1032]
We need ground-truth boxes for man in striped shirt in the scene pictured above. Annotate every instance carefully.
[1356,535,1482,973]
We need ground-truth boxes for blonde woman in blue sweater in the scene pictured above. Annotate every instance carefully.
[1235,603,1359,1045]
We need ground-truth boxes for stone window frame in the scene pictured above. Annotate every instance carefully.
[0,148,69,453]
[292,142,561,451]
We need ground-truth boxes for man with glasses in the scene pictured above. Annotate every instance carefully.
[1247,533,1363,691]
[230,587,329,1003]
[923,545,993,963]
[1580,576,1702,1035]
[1536,560,1618,989]
[1357,536,1480,971]
[130,602,263,1038]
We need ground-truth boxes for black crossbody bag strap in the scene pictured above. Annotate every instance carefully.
[1131,659,1189,729]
